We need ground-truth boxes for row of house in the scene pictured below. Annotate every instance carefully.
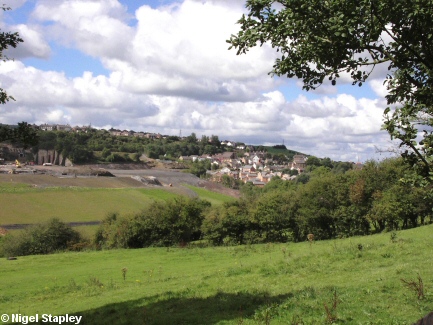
[37,124,165,139]
[108,129,163,139]
[208,165,297,187]
[38,124,92,133]
[180,151,308,173]
[220,140,247,150]
[180,151,309,186]
[36,125,265,154]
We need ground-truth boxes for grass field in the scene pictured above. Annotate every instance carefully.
[185,184,237,205]
[0,186,177,224]
[0,176,234,226]
[1,225,432,324]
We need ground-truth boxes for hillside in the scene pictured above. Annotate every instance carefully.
[0,166,238,227]
[1,225,432,324]
[263,145,306,159]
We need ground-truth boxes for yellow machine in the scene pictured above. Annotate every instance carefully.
[15,160,22,168]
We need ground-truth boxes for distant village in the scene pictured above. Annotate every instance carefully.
[1,123,362,186]
[180,152,309,186]
[37,123,165,139]
[37,124,312,185]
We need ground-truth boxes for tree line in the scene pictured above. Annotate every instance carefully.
[30,129,305,166]
[203,158,433,245]
[32,130,231,164]
[2,157,431,256]
[82,157,433,248]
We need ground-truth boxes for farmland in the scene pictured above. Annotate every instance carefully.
[0,167,236,228]
[1,225,432,324]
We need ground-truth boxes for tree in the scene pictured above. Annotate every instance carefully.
[210,135,221,147]
[189,159,211,178]
[306,156,321,169]
[0,122,38,148]
[1,218,81,256]
[95,198,210,248]
[0,6,23,104]
[0,7,37,147]
[186,132,198,144]
[251,190,295,242]
[322,157,334,169]
[228,0,433,183]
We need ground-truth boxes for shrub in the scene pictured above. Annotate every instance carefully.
[95,198,211,249]
[201,202,251,245]
[1,218,82,257]
[105,153,129,163]
[202,196,296,245]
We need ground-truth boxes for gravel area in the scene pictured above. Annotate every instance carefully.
[0,163,240,198]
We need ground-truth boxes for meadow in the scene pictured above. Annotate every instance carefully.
[1,225,432,324]
[0,174,233,226]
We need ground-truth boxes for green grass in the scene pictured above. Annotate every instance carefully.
[263,146,304,158]
[0,181,235,227]
[0,187,181,225]
[1,225,432,324]
[185,185,237,205]
[73,225,100,239]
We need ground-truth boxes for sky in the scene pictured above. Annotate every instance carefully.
[0,0,399,162]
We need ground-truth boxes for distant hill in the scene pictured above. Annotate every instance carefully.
[263,145,307,160]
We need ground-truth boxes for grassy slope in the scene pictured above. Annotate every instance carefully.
[0,187,177,224]
[0,180,232,225]
[1,225,432,324]
[263,146,305,158]
[185,184,237,205]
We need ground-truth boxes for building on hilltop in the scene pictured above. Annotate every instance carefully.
[290,154,308,173]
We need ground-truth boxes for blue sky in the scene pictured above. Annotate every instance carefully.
[0,0,396,162]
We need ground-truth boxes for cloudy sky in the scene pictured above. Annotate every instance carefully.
[0,0,397,162]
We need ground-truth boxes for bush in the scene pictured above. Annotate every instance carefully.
[1,218,82,257]
[202,201,252,245]
[105,153,130,163]
[95,198,211,249]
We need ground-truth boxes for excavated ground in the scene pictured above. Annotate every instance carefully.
[0,163,240,198]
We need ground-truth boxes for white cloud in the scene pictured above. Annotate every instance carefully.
[32,0,133,59]
[5,24,51,59]
[0,60,159,126]
[2,0,27,10]
[106,0,278,100]
[27,0,278,102]
[369,79,389,98]
[0,0,400,162]
[0,55,395,161]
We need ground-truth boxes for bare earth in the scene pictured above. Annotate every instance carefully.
[0,163,240,198]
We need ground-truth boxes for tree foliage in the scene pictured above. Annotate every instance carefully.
[94,198,211,249]
[0,122,38,148]
[0,5,23,104]
[0,7,38,147]
[1,218,82,257]
[228,0,433,183]
[202,158,432,244]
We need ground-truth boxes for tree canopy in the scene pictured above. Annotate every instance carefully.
[0,6,23,104]
[0,6,34,146]
[228,0,433,183]
[0,122,38,148]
